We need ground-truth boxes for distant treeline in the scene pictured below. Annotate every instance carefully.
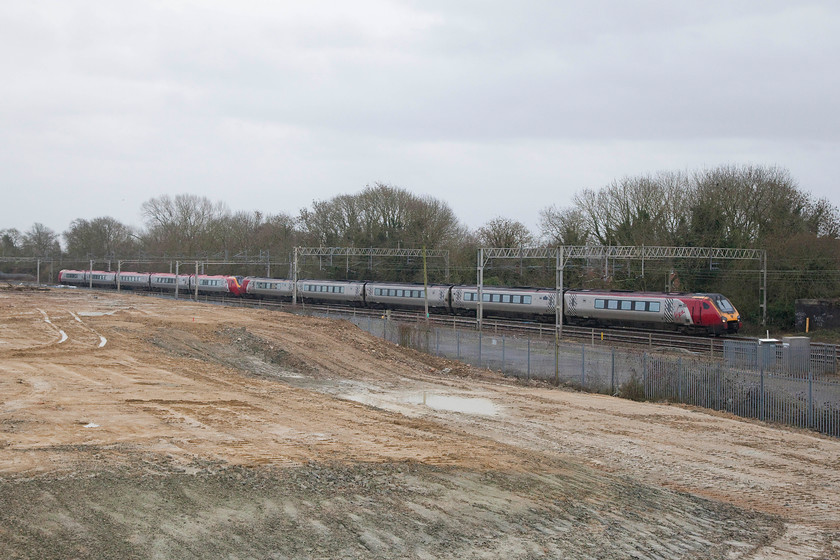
[3,165,839,329]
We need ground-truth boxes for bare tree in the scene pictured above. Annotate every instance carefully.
[22,223,61,257]
[0,228,22,257]
[63,217,138,259]
[539,206,590,246]
[141,194,229,256]
[476,217,535,248]
[298,183,461,250]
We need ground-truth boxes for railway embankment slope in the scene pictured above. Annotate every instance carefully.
[0,288,838,558]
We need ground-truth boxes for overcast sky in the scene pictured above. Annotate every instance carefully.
[2,1,839,238]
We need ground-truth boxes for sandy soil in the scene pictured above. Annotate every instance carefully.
[1,287,839,559]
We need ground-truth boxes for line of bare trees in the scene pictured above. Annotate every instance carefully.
[2,166,839,329]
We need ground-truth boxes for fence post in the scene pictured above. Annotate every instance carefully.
[642,352,647,399]
[527,338,531,381]
[457,330,461,360]
[436,329,439,356]
[581,344,586,388]
[478,331,482,368]
[716,363,722,411]
[611,348,615,395]
[808,368,814,429]
[502,335,506,372]
[760,362,765,422]
[678,357,683,402]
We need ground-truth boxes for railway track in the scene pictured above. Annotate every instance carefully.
[64,286,839,367]
[136,289,746,358]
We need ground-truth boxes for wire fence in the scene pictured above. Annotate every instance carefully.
[305,310,840,438]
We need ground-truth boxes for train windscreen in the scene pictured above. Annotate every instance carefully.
[712,295,735,313]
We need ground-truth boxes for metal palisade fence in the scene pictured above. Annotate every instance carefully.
[308,310,840,438]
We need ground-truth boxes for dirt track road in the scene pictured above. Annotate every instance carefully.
[1,288,839,558]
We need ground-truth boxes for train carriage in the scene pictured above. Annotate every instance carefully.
[57,270,88,286]
[88,272,117,288]
[297,279,365,305]
[117,272,151,290]
[194,275,244,295]
[149,273,191,292]
[450,286,557,321]
[564,290,740,335]
[365,282,451,313]
[244,277,295,300]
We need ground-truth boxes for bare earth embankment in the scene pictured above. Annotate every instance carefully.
[1,287,839,559]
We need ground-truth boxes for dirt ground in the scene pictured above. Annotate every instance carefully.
[1,287,839,559]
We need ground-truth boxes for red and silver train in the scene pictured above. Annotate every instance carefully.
[58,270,245,296]
[59,270,742,335]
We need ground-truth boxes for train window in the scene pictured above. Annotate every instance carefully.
[511,295,521,304]
[493,294,501,302]
[501,294,511,303]
[714,296,735,312]
[703,302,710,309]
[595,299,605,309]
[620,301,632,310]
[607,300,618,309]
[634,301,646,311]
[650,302,661,312]
[523,295,531,304]
[465,292,476,301]
[482,293,491,302]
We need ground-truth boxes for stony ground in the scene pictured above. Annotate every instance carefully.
[1,287,839,559]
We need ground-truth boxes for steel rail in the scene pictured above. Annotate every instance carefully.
[67,286,840,369]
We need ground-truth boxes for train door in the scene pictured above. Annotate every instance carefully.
[689,300,702,325]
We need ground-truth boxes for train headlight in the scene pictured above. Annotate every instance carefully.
[721,317,726,323]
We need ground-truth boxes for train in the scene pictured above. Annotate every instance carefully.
[57,269,742,336]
